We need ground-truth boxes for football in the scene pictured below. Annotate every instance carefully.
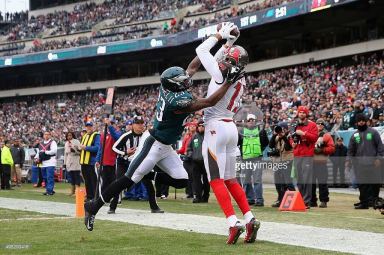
[216,22,240,37]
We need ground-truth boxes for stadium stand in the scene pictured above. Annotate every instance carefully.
[1,51,382,146]
[0,0,296,55]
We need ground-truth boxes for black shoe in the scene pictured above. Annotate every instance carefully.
[84,202,96,231]
[248,200,255,206]
[107,209,115,214]
[201,198,209,203]
[151,208,164,213]
[354,204,369,209]
[305,204,311,209]
[354,202,361,206]
[310,202,318,207]
[319,202,327,208]
[254,202,264,207]
[192,198,202,203]
[271,200,281,208]
[43,192,54,196]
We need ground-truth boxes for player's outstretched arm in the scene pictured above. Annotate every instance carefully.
[186,56,201,78]
[176,68,244,114]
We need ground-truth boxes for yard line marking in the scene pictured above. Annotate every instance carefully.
[0,216,72,222]
[0,197,383,255]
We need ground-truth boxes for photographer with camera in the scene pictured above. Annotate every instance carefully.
[34,131,57,196]
[291,106,319,209]
[311,119,335,208]
[268,122,295,207]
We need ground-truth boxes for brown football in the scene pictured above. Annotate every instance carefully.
[216,22,240,37]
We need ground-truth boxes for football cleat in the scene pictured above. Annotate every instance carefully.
[244,218,261,243]
[84,202,96,231]
[226,222,244,245]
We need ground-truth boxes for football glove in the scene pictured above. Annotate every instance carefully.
[218,22,236,40]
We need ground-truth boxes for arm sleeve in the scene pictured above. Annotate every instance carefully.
[322,133,335,155]
[112,133,128,156]
[347,134,357,158]
[374,130,384,157]
[196,36,224,84]
[303,123,319,143]
[214,45,226,61]
[21,148,25,164]
[269,135,277,148]
[45,141,57,155]
[108,125,121,141]
[260,130,269,151]
[186,135,194,158]
[86,134,100,153]
[96,142,102,163]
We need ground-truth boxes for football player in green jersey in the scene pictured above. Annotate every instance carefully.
[84,56,245,231]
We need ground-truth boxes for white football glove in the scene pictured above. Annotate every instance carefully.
[217,22,236,40]
[226,25,240,47]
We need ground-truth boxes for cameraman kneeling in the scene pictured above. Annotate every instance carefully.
[269,122,295,207]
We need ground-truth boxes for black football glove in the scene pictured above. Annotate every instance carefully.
[226,66,245,84]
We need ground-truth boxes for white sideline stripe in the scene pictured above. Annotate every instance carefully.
[0,216,72,222]
[0,197,383,255]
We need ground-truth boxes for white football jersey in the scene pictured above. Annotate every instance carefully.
[204,77,245,122]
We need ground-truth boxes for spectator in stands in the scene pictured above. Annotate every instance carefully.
[79,121,100,201]
[35,131,58,196]
[64,131,81,196]
[10,139,25,187]
[1,140,14,190]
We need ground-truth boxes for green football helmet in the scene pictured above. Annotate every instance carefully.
[160,66,192,92]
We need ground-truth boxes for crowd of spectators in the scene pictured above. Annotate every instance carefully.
[0,51,383,147]
[0,11,28,23]
[2,0,295,55]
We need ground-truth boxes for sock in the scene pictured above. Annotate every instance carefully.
[244,211,254,224]
[142,179,160,210]
[93,175,134,214]
[227,215,239,227]
[224,178,251,215]
[210,179,235,218]
[155,172,188,189]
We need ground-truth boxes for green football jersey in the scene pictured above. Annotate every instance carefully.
[151,86,193,145]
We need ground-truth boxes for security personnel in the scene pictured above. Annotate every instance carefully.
[79,121,101,201]
[347,113,384,209]
[1,140,14,190]
[312,118,335,208]
[239,113,269,206]
[187,120,210,203]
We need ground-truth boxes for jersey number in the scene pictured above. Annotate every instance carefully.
[227,82,242,113]
[156,97,166,121]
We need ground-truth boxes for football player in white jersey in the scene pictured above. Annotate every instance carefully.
[195,22,260,245]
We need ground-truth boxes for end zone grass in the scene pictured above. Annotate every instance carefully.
[0,183,382,233]
[0,208,347,255]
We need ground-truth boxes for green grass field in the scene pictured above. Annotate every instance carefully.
[0,183,382,233]
[0,208,348,255]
